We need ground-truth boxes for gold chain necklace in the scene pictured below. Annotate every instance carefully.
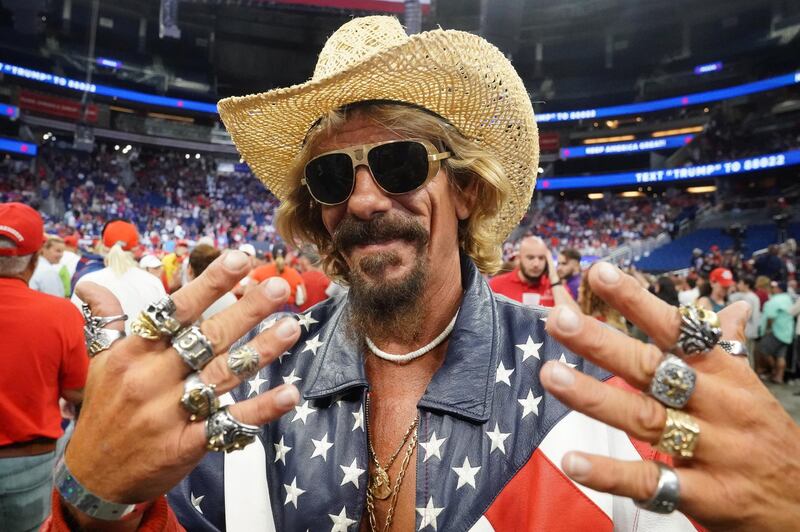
[365,395,419,532]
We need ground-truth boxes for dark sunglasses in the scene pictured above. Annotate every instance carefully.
[301,138,451,206]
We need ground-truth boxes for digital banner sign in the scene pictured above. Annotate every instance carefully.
[267,0,430,13]
[537,70,800,123]
[537,150,800,191]
[1,103,19,119]
[560,134,694,159]
[0,137,37,156]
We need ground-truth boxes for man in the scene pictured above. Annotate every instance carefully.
[72,221,167,335]
[0,203,87,532]
[248,243,306,311]
[490,235,576,308]
[48,16,800,532]
[30,235,67,297]
[556,248,582,300]
[707,267,734,312]
[756,281,795,384]
[140,254,169,292]
[296,247,333,311]
[162,239,189,293]
[728,276,761,366]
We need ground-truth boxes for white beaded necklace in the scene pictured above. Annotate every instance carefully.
[365,310,459,363]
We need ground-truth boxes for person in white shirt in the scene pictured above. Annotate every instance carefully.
[59,234,81,279]
[30,235,67,297]
[72,221,166,334]
[728,275,762,367]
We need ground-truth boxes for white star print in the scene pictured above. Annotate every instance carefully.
[273,436,292,465]
[515,336,543,362]
[190,492,204,514]
[329,506,356,532]
[311,433,334,461]
[451,456,481,490]
[339,458,365,488]
[296,311,319,331]
[292,400,316,424]
[559,353,577,369]
[278,350,292,364]
[283,477,306,509]
[416,497,444,531]
[495,360,514,386]
[282,369,302,386]
[247,373,267,397]
[351,409,364,432]
[303,334,324,356]
[420,431,447,462]
[518,389,543,419]
[486,422,510,455]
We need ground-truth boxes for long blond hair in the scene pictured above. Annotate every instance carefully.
[276,102,512,280]
[103,243,138,276]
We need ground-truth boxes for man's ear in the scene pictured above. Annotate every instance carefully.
[454,179,478,221]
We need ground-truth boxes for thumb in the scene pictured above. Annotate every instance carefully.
[75,281,125,329]
[717,300,749,342]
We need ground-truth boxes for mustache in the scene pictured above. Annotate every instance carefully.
[332,213,429,253]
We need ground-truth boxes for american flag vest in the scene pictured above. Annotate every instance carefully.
[168,256,697,531]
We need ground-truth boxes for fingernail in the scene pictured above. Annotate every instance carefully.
[549,361,575,388]
[597,262,620,284]
[265,278,289,299]
[563,452,592,480]
[556,307,580,332]
[223,251,248,270]
[275,318,299,339]
[275,385,300,408]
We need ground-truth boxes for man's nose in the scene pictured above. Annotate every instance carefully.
[346,165,392,220]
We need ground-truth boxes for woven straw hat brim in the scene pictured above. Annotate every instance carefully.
[218,28,538,241]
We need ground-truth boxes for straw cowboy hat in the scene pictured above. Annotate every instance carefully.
[217,16,538,241]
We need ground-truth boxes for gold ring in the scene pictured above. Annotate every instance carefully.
[655,408,700,459]
[130,312,160,340]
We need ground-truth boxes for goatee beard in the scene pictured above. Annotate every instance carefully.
[333,213,429,345]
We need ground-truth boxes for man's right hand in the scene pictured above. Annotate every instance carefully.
[67,250,302,515]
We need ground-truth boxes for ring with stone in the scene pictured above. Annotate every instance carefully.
[655,408,701,459]
[205,407,261,453]
[172,326,215,371]
[227,345,260,379]
[718,340,747,357]
[180,373,220,421]
[650,354,696,409]
[143,297,182,338]
[676,305,722,356]
[634,462,680,514]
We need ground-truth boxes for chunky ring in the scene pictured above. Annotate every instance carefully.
[143,297,182,338]
[81,304,128,329]
[180,373,219,421]
[86,328,126,358]
[676,305,722,355]
[172,326,215,371]
[205,407,260,453]
[718,340,747,357]
[130,312,161,340]
[655,408,701,459]
[227,345,260,379]
[650,354,696,409]
[634,462,680,514]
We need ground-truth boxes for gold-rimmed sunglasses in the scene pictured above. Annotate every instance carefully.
[301,138,451,206]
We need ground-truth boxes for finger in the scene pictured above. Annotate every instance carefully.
[200,317,301,393]
[588,262,683,351]
[541,360,717,456]
[165,277,292,376]
[182,383,300,450]
[169,251,252,325]
[74,281,125,326]
[717,301,748,343]
[546,305,663,390]
[561,452,663,501]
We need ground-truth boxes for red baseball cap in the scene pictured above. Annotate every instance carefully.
[103,220,139,251]
[0,202,45,256]
[710,267,734,287]
[63,234,79,248]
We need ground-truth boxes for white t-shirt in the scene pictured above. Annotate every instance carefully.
[72,267,167,335]
[678,287,699,306]
[60,250,81,278]
[202,292,238,322]
[728,291,762,340]
[30,258,65,297]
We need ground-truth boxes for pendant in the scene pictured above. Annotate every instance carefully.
[370,465,392,500]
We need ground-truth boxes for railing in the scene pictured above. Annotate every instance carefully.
[599,232,672,266]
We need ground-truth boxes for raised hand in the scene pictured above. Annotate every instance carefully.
[541,262,800,531]
[66,251,302,519]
